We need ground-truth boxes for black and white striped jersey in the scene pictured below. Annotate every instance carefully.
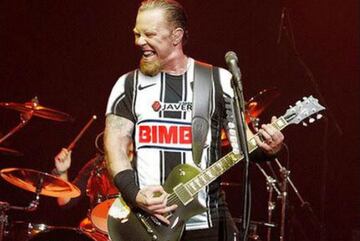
[106,58,235,230]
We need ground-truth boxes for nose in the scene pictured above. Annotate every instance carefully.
[135,35,146,46]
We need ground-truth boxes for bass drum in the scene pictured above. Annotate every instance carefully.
[28,227,96,241]
[4,221,48,241]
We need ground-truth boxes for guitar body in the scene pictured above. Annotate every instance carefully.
[108,164,207,241]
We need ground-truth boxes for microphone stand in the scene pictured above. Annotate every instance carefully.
[278,8,341,240]
[230,73,251,241]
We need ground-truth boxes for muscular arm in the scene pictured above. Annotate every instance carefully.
[104,114,134,178]
[104,114,177,224]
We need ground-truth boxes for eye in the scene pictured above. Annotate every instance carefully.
[145,32,156,38]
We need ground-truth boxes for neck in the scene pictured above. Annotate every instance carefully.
[162,49,188,75]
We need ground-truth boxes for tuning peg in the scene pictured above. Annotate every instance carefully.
[309,118,315,123]
[316,114,323,119]
[302,122,308,127]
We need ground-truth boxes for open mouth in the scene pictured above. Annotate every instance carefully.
[142,50,156,59]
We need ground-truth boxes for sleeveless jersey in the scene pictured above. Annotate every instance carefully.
[106,58,235,230]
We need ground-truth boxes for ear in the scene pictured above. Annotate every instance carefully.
[172,28,184,46]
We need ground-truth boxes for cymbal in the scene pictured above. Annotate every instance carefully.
[245,87,280,123]
[0,167,80,198]
[0,100,73,122]
[0,146,23,156]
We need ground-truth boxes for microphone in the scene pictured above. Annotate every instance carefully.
[225,51,242,81]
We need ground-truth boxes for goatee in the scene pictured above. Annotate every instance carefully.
[139,58,161,76]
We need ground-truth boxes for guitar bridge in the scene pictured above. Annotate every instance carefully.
[136,213,158,240]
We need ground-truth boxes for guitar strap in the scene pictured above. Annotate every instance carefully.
[192,61,213,166]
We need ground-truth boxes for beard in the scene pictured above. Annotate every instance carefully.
[139,57,161,76]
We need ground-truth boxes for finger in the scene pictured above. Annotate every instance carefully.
[154,214,170,225]
[261,124,276,137]
[61,148,69,154]
[146,193,167,205]
[271,116,277,123]
[258,128,272,143]
[148,185,166,194]
[154,204,178,214]
[254,135,272,152]
[147,202,167,211]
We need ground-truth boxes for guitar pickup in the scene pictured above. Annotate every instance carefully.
[173,183,193,205]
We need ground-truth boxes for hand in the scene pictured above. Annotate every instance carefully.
[254,116,284,155]
[135,185,178,225]
[54,148,72,174]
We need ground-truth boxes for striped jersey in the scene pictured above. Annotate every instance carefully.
[106,57,235,230]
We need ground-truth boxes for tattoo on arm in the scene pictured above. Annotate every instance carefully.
[104,114,135,176]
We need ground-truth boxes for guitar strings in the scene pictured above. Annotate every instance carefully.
[165,122,281,206]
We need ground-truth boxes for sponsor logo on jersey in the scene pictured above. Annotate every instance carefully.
[139,124,192,144]
[138,83,156,91]
[151,101,192,112]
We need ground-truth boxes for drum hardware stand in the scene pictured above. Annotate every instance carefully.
[277,158,289,241]
[0,174,44,241]
[256,163,281,241]
[0,98,38,145]
[0,195,41,241]
[274,158,322,241]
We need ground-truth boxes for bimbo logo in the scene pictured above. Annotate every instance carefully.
[139,125,192,144]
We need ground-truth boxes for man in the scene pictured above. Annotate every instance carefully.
[104,1,284,240]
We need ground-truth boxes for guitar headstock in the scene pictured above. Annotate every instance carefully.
[283,96,325,126]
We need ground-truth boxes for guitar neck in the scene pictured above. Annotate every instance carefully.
[183,116,289,196]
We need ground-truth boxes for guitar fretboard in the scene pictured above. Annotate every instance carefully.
[183,116,288,196]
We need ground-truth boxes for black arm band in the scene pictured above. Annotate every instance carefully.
[113,169,140,207]
[250,148,277,163]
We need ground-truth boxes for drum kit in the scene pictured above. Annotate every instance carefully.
[0,97,107,241]
[0,89,289,241]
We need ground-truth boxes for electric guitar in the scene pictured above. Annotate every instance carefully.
[107,96,325,241]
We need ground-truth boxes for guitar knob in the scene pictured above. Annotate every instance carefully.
[309,118,315,123]
[179,169,186,176]
[316,113,323,119]
[302,122,308,127]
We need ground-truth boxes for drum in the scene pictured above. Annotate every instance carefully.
[4,221,48,241]
[89,197,118,234]
[86,159,119,234]
[28,227,96,241]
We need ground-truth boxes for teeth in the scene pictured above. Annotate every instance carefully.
[143,50,155,57]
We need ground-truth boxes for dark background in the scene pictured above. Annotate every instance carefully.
[1,1,359,241]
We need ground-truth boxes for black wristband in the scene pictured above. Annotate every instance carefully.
[250,148,277,163]
[113,169,140,207]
